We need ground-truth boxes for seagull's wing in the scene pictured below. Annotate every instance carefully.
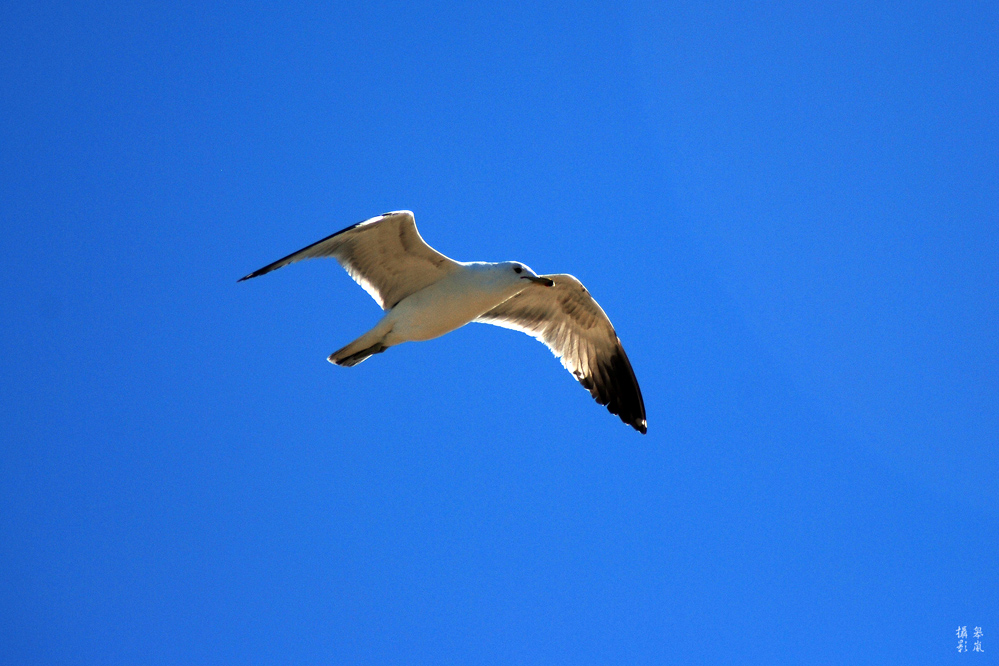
[238,210,461,310]
[475,274,647,434]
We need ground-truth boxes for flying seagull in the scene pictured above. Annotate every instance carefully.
[239,211,647,433]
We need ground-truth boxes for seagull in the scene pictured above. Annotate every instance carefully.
[239,211,647,433]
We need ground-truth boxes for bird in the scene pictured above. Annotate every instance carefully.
[239,210,647,433]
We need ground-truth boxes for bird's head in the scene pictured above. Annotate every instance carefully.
[498,261,555,287]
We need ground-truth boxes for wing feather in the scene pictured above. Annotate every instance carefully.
[238,211,461,310]
[475,274,647,433]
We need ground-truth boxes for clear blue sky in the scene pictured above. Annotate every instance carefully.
[2,1,996,663]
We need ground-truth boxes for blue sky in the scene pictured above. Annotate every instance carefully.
[2,1,996,663]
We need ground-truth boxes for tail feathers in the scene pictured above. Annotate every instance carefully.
[329,340,389,367]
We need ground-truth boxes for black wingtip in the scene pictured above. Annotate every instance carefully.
[595,346,647,435]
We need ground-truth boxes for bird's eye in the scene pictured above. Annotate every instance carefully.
[513,266,523,274]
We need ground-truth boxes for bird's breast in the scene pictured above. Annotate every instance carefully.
[386,275,519,343]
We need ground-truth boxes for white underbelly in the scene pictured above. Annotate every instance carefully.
[385,278,513,343]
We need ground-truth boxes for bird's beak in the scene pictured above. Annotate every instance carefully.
[522,276,555,287]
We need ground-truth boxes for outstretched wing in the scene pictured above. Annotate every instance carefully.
[475,274,647,434]
[239,210,462,310]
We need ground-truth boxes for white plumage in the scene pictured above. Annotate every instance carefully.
[240,210,646,433]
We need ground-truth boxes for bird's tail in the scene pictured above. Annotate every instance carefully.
[329,325,392,367]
